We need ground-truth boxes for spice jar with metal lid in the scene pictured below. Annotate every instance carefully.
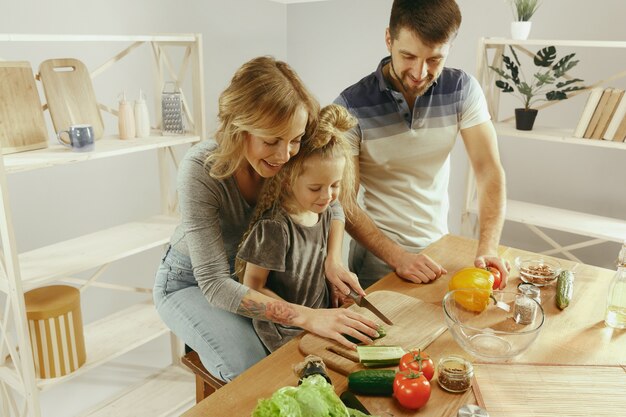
[437,355,473,393]
[518,282,541,303]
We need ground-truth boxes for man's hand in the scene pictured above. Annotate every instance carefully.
[474,255,510,289]
[394,252,447,284]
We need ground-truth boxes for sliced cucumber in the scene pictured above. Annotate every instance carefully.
[356,345,405,367]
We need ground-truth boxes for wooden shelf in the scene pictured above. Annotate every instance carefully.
[36,301,170,391]
[494,122,626,150]
[80,364,194,417]
[0,34,198,43]
[0,32,205,417]
[483,38,626,48]
[1,215,179,292]
[2,135,199,174]
[469,200,626,243]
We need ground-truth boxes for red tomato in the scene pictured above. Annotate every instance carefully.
[393,371,431,410]
[487,266,502,289]
[398,350,435,381]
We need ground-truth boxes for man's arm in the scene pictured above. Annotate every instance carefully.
[345,156,446,283]
[461,120,509,287]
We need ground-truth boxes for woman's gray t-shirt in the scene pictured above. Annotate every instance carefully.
[237,207,332,352]
[168,140,344,314]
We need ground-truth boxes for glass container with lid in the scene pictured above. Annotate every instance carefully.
[437,355,473,393]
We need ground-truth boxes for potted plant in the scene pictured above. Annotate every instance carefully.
[490,46,585,130]
[510,0,541,39]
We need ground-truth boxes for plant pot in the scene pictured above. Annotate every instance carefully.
[515,108,538,131]
[511,21,532,40]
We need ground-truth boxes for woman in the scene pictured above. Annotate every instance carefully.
[153,56,377,383]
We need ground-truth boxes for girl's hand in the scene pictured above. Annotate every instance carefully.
[296,306,380,350]
[324,258,366,303]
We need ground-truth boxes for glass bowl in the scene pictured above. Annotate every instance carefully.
[442,289,544,361]
[515,256,562,286]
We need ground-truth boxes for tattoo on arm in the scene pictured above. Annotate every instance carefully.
[237,298,298,325]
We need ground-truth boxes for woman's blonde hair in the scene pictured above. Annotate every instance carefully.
[235,104,357,280]
[207,56,320,179]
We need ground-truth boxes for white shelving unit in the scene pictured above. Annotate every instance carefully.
[463,38,626,262]
[0,34,206,417]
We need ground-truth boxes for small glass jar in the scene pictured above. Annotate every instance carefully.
[514,293,537,325]
[437,355,473,393]
[518,283,541,303]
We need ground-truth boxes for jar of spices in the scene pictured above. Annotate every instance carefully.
[514,293,537,325]
[518,283,541,303]
[437,355,473,393]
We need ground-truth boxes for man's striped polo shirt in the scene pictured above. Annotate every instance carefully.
[335,56,491,252]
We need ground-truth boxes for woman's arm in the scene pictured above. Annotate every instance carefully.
[236,289,380,350]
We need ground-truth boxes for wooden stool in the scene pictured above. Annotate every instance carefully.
[24,285,86,379]
[181,351,226,402]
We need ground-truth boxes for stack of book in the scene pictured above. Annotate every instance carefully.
[573,87,626,142]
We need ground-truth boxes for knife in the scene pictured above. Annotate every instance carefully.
[340,391,371,415]
[348,290,394,325]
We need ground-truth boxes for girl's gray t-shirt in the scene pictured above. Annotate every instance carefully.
[169,140,344,314]
[237,207,332,352]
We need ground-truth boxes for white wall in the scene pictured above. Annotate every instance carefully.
[286,0,626,269]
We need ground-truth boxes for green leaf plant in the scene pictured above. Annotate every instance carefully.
[511,0,541,22]
[489,45,586,111]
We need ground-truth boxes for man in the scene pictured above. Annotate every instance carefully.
[335,0,508,289]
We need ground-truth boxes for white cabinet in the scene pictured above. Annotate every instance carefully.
[0,34,205,417]
[463,38,626,262]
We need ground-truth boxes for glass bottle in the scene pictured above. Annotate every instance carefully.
[605,241,626,329]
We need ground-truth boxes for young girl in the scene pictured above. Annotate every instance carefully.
[236,104,362,352]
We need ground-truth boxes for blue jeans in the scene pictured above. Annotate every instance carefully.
[153,246,267,382]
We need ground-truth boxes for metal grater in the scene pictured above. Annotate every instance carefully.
[161,82,185,135]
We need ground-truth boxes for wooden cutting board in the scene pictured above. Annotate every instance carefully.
[473,363,626,417]
[299,290,447,375]
[38,58,104,139]
[0,62,48,154]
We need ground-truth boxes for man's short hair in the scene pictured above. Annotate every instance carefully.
[389,0,462,46]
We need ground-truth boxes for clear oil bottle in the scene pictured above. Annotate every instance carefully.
[605,241,626,329]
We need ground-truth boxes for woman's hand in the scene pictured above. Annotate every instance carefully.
[295,306,380,350]
[324,258,366,307]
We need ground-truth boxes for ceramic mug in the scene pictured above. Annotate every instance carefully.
[57,124,95,152]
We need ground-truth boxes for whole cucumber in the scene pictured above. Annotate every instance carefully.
[347,369,396,396]
[556,270,575,309]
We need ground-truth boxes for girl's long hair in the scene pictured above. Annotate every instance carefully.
[235,104,357,280]
[206,56,320,179]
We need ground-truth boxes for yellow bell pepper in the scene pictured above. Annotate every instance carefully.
[448,267,495,312]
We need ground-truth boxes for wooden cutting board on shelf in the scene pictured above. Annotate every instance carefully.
[0,61,48,155]
[299,290,447,375]
[38,58,104,139]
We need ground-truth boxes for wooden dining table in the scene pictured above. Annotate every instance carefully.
[182,234,626,417]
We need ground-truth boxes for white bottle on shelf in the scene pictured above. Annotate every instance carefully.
[605,241,626,329]
[118,92,135,140]
[134,89,151,138]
